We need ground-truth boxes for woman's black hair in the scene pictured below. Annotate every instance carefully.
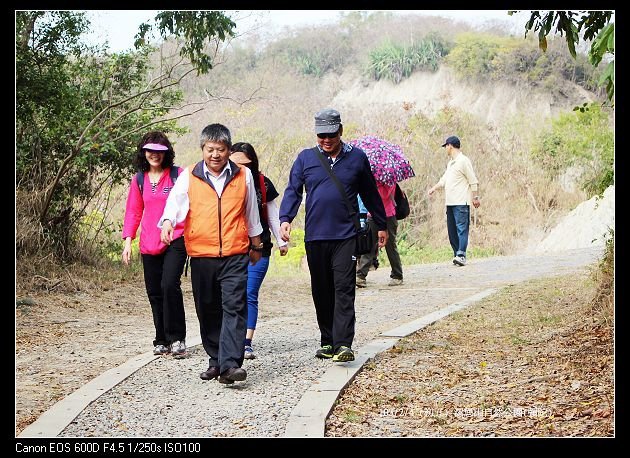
[231,142,260,178]
[134,131,175,172]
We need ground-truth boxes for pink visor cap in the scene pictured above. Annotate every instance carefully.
[142,143,169,151]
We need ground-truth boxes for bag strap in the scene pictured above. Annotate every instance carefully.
[136,166,180,195]
[136,171,144,194]
[170,165,180,184]
[258,173,268,223]
[313,148,362,231]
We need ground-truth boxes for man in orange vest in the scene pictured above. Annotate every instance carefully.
[160,123,263,384]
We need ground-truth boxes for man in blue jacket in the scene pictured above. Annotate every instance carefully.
[279,108,388,362]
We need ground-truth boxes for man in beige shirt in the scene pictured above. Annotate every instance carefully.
[428,135,480,266]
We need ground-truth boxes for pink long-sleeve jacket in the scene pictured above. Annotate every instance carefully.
[122,167,185,255]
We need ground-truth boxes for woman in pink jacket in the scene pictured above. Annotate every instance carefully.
[122,131,188,358]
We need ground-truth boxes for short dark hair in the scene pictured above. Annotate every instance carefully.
[200,123,232,150]
[231,142,260,176]
[134,131,175,172]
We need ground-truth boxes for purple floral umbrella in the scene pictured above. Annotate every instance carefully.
[348,135,415,186]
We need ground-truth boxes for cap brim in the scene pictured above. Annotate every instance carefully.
[142,143,169,151]
[230,152,252,165]
[315,124,340,134]
[441,142,448,147]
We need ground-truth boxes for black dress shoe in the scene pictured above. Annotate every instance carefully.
[199,366,220,380]
[218,367,247,384]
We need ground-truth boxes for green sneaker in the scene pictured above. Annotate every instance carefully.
[315,344,334,359]
[332,346,355,362]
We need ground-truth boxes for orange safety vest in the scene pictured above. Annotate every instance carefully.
[184,162,250,257]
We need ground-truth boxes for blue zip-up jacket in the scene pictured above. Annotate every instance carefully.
[279,144,387,242]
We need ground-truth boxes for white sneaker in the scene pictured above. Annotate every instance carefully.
[244,345,256,359]
[453,256,467,266]
[170,340,187,359]
[388,278,403,286]
[153,344,169,355]
[356,277,367,288]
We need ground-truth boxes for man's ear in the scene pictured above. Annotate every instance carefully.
[339,125,343,136]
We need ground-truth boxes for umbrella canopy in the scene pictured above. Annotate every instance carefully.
[348,136,415,186]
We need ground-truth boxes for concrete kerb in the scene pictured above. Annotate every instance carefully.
[18,336,203,438]
[18,288,499,438]
[283,288,498,438]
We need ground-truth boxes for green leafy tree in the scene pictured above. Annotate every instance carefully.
[511,11,614,102]
[16,11,235,260]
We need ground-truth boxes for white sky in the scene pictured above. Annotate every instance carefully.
[85,10,531,52]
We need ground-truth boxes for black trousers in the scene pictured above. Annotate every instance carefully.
[305,237,357,351]
[190,254,249,373]
[141,236,187,346]
[356,216,403,280]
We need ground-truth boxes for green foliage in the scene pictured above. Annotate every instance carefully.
[366,34,450,84]
[268,228,307,276]
[269,27,354,77]
[531,103,613,196]
[446,32,600,93]
[135,11,236,75]
[16,10,232,261]
[513,11,614,102]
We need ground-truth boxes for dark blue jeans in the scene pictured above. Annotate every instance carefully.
[446,205,470,258]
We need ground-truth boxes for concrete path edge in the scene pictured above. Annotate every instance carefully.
[18,289,497,438]
[283,288,497,437]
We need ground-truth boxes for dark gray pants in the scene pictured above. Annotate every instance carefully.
[190,254,249,373]
[356,216,403,280]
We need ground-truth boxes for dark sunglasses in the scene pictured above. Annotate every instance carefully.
[317,131,340,139]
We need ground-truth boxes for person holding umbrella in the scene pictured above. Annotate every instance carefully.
[349,136,414,288]
[355,181,404,287]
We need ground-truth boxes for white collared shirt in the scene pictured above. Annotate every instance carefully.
[159,161,262,237]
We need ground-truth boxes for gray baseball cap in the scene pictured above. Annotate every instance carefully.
[314,108,342,134]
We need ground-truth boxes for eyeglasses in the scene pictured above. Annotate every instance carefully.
[317,131,340,139]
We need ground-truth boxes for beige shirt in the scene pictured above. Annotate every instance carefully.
[436,151,479,206]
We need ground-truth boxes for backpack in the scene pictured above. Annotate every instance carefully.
[136,166,180,194]
[394,183,410,220]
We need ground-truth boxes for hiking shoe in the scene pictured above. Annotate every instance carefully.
[170,340,187,358]
[153,344,170,355]
[356,276,367,288]
[453,256,467,266]
[332,346,355,362]
[388,278,403,286]
[315,344,334,359]
[218,367,247,384]
[244,345,256,360]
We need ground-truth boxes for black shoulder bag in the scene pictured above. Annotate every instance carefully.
[313,149,374,255]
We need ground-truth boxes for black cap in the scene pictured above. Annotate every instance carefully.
[441,135,460,148]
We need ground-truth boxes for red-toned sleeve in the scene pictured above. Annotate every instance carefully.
[121,176,144,240]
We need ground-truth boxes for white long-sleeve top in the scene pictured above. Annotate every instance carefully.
[266,198,288,247]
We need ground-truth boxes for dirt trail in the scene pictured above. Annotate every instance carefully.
[15,247,602,436]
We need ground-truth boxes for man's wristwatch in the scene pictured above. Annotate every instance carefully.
[249,242,264,252]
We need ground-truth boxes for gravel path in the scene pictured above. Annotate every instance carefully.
[59,247,602,437]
